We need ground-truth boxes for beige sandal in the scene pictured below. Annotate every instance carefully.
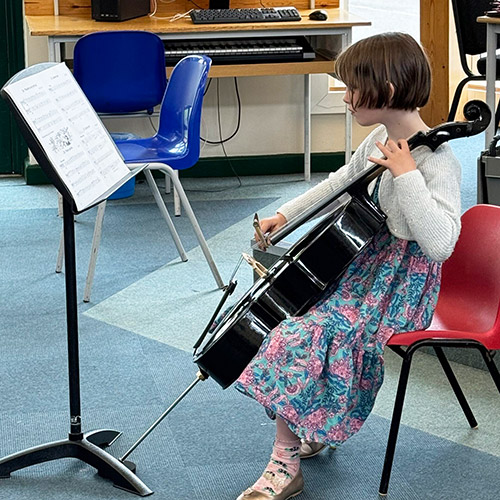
[299,441,333,459]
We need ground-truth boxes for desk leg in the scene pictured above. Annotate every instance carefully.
[486,24,497,147]
[304,73,311,182]
[345,104,352,164]
[48,39,62,63]
[343,31,352,164]
[48,39,56,63]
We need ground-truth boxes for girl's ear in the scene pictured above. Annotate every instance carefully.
[387,82,395,104]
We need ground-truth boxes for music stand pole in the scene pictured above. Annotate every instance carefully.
[63,197,84,439]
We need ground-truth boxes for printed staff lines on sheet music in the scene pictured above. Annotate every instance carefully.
[76,178,101,198]
[35,116,62,134]
[93,148,114,166]
[86,143,103,156]
[31,108,61,136]
[62,152,91,171]
[103,161,123,177]
[31,110,52,126]
[54,88,79,103]
[21,97,52,115]
[67,105,91,124]
[48,79,72,93]
[18,89,45,104]
[79,131,101,149]
[67,162,92,179]
[72,168,98,187]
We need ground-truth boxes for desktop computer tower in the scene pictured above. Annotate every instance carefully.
[92,0,150,22]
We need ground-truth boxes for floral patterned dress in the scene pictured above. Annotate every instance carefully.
[234,186,441,446]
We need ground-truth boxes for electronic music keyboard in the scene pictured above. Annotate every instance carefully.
[163,37,316,65]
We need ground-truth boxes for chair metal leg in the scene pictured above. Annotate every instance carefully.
[143,169,188,262]
[433,346,478,428]
[56,225,64,273]
[173,170,181,217]
[379,349,415,496]
[479,347,500,394]
[57,192,63,218]
[157,165,224,289]
[83,201,107,303]
[165,173,171,194]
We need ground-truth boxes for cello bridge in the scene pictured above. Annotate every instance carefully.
[241,252,268,279]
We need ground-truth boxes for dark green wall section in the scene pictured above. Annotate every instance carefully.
[0,0,26,175]
[24,152,347,185]
[180,152,346,178]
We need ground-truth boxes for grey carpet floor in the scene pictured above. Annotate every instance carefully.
[1,132,500,499]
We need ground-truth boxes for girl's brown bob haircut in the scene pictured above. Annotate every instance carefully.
[335,32,431,111]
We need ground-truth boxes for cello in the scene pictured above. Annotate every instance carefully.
[193,99,491,389]
[117,101,490,466]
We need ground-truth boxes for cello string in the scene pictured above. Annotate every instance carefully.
[192,254,244,351]
[194,228,265,352]
[229,254,244,282]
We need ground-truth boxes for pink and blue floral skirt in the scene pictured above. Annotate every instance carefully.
[234,226,441,446]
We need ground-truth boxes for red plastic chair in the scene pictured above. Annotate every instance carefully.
[379,204,500,496]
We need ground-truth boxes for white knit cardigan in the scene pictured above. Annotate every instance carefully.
[277,126,462,262]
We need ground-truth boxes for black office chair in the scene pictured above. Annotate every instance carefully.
[449,0,500,127]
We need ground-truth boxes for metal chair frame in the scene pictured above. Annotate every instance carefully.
[379,339,500,495]
[378,204,500,495]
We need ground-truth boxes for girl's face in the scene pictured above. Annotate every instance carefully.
[343,88,387,127]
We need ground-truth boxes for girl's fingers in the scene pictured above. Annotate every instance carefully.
[397,139,409,151]
[368,155,389,165]
[375,140,395,156]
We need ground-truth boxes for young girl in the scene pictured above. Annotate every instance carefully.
[234,32,462,500]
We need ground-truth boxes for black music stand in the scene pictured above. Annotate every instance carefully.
[0,63,152,496]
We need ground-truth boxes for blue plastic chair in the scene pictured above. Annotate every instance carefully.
[83,55,224,299]
[73,30,167,115]
[74,30,168,201]
[114,54,208,173]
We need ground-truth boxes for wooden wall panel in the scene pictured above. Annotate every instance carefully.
[59,0,91,16]
[420,0,449,126]
[25,0,54,16]
[25,0,339,18]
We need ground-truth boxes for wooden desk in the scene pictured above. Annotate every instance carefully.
[25,9,370,180]
[478,15,500,146]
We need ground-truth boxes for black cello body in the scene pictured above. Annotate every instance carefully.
[194,100,491,390]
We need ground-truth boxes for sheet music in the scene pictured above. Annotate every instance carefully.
[3,63,131,211]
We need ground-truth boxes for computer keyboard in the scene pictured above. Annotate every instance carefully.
[190,7,302,24]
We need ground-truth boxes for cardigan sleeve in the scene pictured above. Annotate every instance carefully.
[277,126,385,222]
[392,144,462,262]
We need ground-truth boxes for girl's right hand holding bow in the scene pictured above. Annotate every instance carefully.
[254,213,287,249]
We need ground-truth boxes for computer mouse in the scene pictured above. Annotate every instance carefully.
[309,9,328,21]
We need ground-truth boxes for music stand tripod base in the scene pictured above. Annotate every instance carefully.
[0,429,152,496]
